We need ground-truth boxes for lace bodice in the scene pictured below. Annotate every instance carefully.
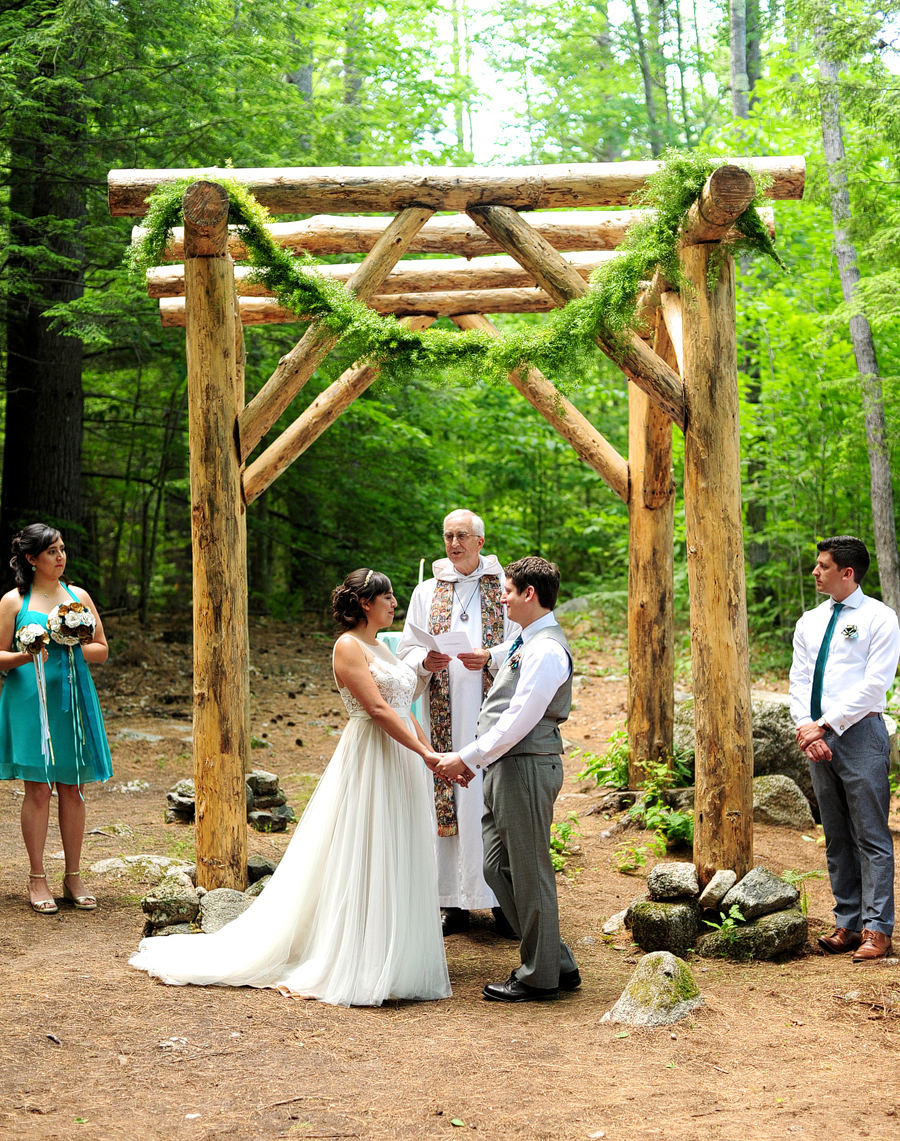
[339,654,417,717]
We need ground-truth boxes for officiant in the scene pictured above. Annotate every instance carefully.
[397,509,519,936]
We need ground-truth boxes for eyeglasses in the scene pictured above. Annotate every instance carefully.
[443,531,476,543]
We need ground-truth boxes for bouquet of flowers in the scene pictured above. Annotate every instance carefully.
[15,622,53,766]
[48,600,96,646]
[16,622,49,655]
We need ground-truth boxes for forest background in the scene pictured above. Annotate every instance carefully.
[1,0,899,674]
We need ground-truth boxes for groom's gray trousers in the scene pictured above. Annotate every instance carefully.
[482,752,577,989]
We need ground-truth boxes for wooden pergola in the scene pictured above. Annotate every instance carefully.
[108,157,806,892]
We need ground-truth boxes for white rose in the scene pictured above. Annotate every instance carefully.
[65,612,81,628]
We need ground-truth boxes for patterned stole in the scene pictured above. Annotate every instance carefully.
[428,575,503,836]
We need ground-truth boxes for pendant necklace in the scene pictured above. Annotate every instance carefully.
[456,581,481,624]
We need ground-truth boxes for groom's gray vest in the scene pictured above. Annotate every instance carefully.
[476,624,572,759]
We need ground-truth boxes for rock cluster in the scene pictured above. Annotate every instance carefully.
[627,861,808,961]
[141,855,277,936]
[165,770,297,832]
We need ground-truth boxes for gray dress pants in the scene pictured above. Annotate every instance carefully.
[809,715,894,936]
[482,753,578,988]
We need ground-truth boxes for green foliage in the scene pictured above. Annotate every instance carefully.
[702,904,746,946]
[627,757,695,847]
[779,868,826,915]
[549,812,581,874]
[575,728,630,789]
[612,835,666,876]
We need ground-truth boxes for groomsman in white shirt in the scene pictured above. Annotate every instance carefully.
[789,536,900,962]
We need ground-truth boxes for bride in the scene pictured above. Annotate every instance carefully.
[130,569,451,1007]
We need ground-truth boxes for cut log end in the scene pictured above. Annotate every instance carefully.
[183,181,231,258]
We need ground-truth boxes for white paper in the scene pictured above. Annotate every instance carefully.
[406,621,473,656]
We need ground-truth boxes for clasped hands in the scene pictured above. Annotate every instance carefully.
[423,649,491,673]
[796,721,832,763]
[423,751,475,787]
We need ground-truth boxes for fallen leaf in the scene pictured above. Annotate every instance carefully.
[615,1031,629,1038]
[450,1119,466,1127]
[801,835,815,842]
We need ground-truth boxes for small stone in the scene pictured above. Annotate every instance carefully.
[164,808,194,825]
[248,810,287,833]
[601,909,628,936]
[151,922,197,937]
[647,861,699,900]
[251,792,287,810]
[141,870,200,928]
[247,854,277,882]
[606,951,703,1027]
[272,804,297,823]
[246,875,271,897]
[721,866,799,921]
[245,769,280,796]
[169,777,195,798]
[199,887,253,933]
[629,900,701,957]
[166,792,195,812]
[698,869,738,910]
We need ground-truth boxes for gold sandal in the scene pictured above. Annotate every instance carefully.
[63,870,97,911]
[28,872,59,915]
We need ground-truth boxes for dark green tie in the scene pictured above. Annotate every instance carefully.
[505,634,523,662]
[810,602,844,720]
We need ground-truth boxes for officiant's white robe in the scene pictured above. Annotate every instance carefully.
[397,554,519,910]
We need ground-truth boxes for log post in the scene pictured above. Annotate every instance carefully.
[679,241,754,885]
[237,206,434,461]
[626,309,675,786]
[242,316,436,505]
[466,204,686,429]
[183,181,249,890]
[451,313,629,502]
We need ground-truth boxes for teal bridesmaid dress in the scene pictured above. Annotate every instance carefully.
[0,585,113,785]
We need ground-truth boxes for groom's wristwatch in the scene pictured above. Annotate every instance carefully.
[816,716,830,730]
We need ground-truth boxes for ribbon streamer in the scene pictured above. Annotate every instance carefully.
[32,653,55,780]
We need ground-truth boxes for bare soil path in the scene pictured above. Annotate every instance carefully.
[1,614,898,1141]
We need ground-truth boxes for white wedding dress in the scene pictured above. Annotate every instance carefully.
[130,649,451,1007]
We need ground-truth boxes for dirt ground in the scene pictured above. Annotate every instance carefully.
[1,612,899,1141]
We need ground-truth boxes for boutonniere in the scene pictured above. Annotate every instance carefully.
[841,624,858,639]
[508,653,522,671]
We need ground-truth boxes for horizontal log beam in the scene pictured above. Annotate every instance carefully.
[135,207,776,262]
[146,249,617,299]
[159,287,560,327]
[681,165,757,245]
[453,313,629,502]
[110,157,805,217]
[468,204,686,430]
[242,316,436,505]
[237,206,433,462]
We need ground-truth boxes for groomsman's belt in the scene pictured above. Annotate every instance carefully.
[863,711,883,719]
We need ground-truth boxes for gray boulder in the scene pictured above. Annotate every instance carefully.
[247,854,278,882]
[698,869,737,909]
[753,774,815,830]
[629,899,701,957]
[720,866,799,920]
[696,909,808,961]
[248,809,287,833]
[252,792,287,810]
[199,887,253,933]
[675,692,816,807]
[647,861,699,900]
[141,870,200,928]
[272,804,297,824]
[151,922,197,937]
[603,952,703,1027]
[246,874,272,898]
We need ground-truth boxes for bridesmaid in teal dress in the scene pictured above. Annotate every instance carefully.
[0,524,113,914]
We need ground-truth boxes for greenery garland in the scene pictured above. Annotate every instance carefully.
[128,149,785,391]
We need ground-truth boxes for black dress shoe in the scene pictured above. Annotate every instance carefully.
[491,906,519,940]
[559,968,582,991]
[441,908,470,936]
[482,977,558,1002]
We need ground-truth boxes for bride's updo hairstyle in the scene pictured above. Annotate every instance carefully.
[10,523,62,594]
[332,568,392,629]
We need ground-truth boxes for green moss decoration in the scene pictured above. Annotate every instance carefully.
[128,150,785,392]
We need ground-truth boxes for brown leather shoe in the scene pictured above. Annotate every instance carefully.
[852,929,892,962]
[818,927,862,954]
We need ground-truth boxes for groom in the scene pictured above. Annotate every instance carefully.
[436,556,580,1002]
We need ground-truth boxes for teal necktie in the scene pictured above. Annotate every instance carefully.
[810,602,844,720]
[505,634,523,662]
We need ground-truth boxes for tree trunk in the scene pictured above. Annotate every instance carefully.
[630,0,662,155]
[729,0,750,119]
[818,48,900,615]
[2,62,85,565]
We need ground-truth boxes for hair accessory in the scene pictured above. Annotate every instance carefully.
[363,569,373,587]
